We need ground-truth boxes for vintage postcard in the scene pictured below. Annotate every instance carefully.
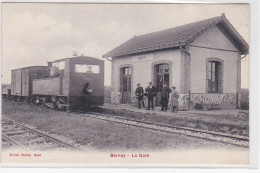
[1,2,250,167]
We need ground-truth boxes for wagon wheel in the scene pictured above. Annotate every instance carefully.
[53,101,58,110]
[56,100,64,111]
[16,97,21,102]
[65,106,71,113]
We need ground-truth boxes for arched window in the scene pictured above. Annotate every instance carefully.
[206,58,223,93]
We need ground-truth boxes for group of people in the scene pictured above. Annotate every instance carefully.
[135,82,179,112]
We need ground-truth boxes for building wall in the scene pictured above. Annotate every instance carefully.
[189,26,240,93]
[112,49,181,94]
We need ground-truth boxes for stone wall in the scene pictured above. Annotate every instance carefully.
[190,93,237,109]
[109,92,239,110]
[109,92,122,104]
[175,94,189,110]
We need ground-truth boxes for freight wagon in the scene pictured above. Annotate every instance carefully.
[11,66,49,101]
[32,56,104,111]
[2,84,11,98]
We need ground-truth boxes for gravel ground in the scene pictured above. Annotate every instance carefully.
[94,105,249,137]
[2,99,248,151]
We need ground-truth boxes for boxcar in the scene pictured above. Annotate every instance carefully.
[2,84,11,98]
[11,66,49,101]
[32,56,104,110]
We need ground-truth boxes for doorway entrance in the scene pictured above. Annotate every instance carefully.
[155,64,170,105]
[120,67,132,104]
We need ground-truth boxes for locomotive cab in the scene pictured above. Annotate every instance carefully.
[32,56,104,111]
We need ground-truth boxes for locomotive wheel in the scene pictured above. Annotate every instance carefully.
[53,102,58,110]
[56,100,66,111]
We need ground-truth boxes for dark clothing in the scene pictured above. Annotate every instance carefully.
[161,86,172,98]
[147,96,154,110]
[145,85,157,110]
[135,86,145,108]
[160,86,172,111]
[138,99,145,109]
[161,97,169,111]
[145,85,157,97]
[135,87,144,100]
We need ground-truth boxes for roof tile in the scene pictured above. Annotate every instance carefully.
[103,14,248,58]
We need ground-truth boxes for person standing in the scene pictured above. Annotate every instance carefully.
[135,83,145,109]
[145,82,157,110]
[160,82,172,112]
[171,86,179,112]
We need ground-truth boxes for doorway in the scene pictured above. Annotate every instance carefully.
[120,67,132,104]
[155,64,170,105]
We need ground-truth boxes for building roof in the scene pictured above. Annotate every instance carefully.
[11,66,48,71]
[52,56,103,63]
[103,13,249,58]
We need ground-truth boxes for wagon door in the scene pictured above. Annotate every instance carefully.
[15,69,22,95]
[22,69,29,96]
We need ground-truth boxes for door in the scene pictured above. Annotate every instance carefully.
[121,67,131,104]
[155,64,170,106]
[22,69,29,96]
[15,69,22,95]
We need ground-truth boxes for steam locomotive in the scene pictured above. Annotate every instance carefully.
[10,56,104,111]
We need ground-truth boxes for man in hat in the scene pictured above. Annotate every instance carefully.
[170,86,179,112]
[135,83,145,109]
[160,82,172,112]
[145,82,157,110]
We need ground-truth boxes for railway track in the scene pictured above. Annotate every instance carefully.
[2,118,85,152]
[85,112,249,148]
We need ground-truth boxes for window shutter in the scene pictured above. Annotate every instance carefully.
[218,64,222,93]
[206,61,210,93]
[120,68,123,92]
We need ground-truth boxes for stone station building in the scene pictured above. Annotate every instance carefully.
[103,14,249,110]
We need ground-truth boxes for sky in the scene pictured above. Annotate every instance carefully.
[1,3,249,88]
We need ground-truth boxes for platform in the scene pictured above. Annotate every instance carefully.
[100,103,249,118]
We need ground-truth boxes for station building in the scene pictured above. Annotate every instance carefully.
[103,14,249,110]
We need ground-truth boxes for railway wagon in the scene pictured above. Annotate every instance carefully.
[2,84,11,98]
[11,66,49,101]
[32,56,104,110]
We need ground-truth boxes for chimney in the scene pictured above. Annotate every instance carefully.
[73,51,78,56]
[47,61,52,67]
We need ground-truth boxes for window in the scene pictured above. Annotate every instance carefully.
[155,64,169,92]
[121,67,131,92]
[207,61,221,93]
[75,64,100,74]
[52,61,65,70]
[52,62,58,68]
[123,67,131,75]
[59,61,65,70]
[157,64,169,73]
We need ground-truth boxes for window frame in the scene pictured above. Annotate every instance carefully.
[120,66,132,92]
[74,64,100,74]
[156,63,170,92]
[206,58,223,94]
